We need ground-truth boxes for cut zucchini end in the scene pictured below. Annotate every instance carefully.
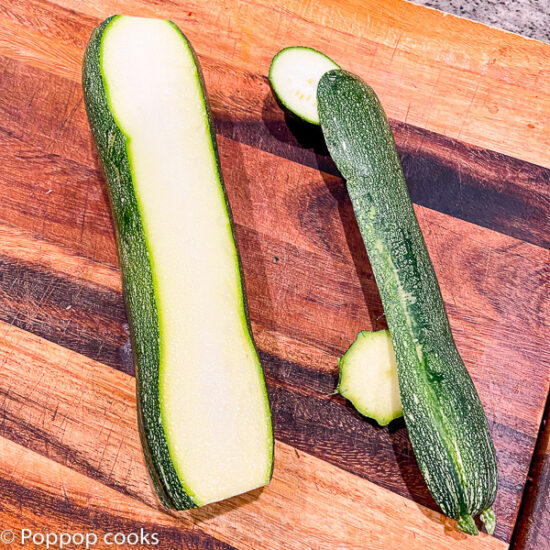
[480,507,496,535]
[338,330,403,427]
[457,514,479,536]
[269,46,339,125]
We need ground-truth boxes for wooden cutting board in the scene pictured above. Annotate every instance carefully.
[0,0,549,548]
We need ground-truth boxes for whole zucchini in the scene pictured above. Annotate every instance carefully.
[317,70,497,535]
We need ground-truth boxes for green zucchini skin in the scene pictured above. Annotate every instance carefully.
[318,70,497,534]
[82,16,194,509]
[83,17,273,509]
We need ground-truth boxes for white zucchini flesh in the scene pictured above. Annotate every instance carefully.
[101,16,272,506]
[269,46,339,124]
[338,330,403,427]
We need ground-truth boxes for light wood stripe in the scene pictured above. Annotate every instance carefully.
[0,437,233,549]
[0,0,548,168]
[0,321,506,549]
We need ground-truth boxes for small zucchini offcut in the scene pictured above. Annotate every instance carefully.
[338,330,403,427]
[269,46,339,124]
[83,15,273,509]
[318,69,497,535]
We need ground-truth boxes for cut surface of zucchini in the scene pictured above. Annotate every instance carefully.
[83,15,273,508]
[269,46,339,124]
[338,330,403,426]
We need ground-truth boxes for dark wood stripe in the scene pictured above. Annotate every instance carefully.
[511,394,550,549]
[395,122,550,251]
[0,475,236,550]
[216,104,550,250]
[0,254,131,373]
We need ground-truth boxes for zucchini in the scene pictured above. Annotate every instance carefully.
[317,70,497,535]
[83,15,273,509]
[269,46,339,124]
[338,330,403,427]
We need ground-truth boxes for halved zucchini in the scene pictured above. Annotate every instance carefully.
[83,15,273,509]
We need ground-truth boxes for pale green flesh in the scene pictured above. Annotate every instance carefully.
[338,330,403,426]
[101,16,272,506]
[269,47,339,124]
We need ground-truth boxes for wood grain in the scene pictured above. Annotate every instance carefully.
[0,0,549,547]
[0,437,235,550]
[1,0,549,167]
[2,43,550,253]
[0,188,547,540]
[0,321,506,549]
[236,111,550,249]
[511,400,550,549]
[0,64,549,540]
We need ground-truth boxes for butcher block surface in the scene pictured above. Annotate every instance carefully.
[0,0,549,548]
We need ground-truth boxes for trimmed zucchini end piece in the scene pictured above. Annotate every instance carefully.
[269,46,339,124]
[480,507,496,535]
[337,330,403,427]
